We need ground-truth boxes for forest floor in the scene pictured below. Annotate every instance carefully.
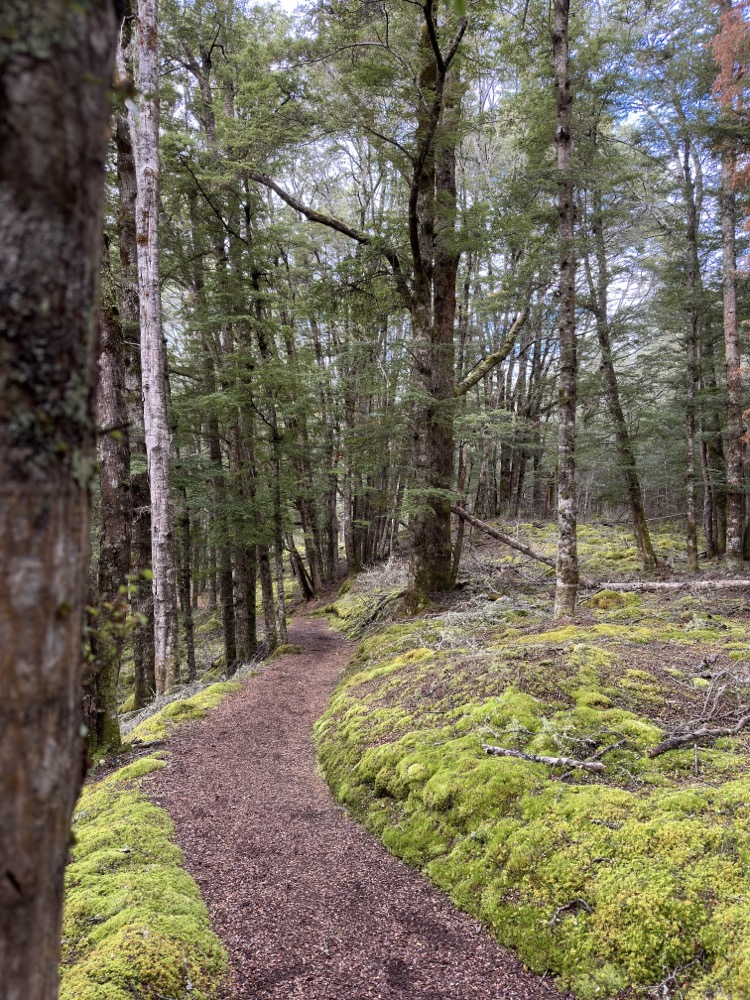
[147,611,565,1000]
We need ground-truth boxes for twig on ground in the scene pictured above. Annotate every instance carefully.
[482,744,605,771]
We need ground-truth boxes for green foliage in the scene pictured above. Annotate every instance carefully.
[61,757,227,1000]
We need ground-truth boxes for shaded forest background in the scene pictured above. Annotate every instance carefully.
[88,0,750,752]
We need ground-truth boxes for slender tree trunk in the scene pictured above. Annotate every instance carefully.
[684,140,701,573]
[589,187,657,571]
[553,0,579,617]
[86,246,131,752]
[134,0,180,693]
[258,544,278,650]
[177,483,196,682]
[0,2,117,994]
[116,7,155,707]
[721,150,744,563]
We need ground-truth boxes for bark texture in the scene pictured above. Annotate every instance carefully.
[553,0,579,618]
[117,0,156,708]
[721,149,744,564]
[135,0,180,693]
[86,249,131,752]
[0,2,117,996]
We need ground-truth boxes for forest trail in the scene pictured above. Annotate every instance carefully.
[149,612,563,1000]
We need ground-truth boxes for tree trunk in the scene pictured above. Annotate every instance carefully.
[86,245,131,752]
[589,186,657,572]
[721,148,744,563]
[684,139,701,573]
[134,0,180,693]
[405,19,464,607]
[177,482,196,682]
[116,6,155,708]
[553,0,579,617]
[0,2,117,994]
[258,544,278,650]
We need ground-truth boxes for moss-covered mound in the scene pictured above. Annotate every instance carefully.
[315,575,750,998]
[61,756,227,1000]
[128,680,242,743]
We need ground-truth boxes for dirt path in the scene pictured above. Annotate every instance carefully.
[149,615,563,999]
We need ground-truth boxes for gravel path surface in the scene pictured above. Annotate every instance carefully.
[149,614,563,999]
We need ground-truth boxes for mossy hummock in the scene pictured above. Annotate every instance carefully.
[315,558,750,999]
[61,757,227,1000]
[62,680,242,998]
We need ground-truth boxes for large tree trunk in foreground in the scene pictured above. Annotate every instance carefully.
[553,0,579,617]
[0,2,117,996]
[135,0,180,693]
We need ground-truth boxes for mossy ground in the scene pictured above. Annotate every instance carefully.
[315,523,750,998]
[64,678,243,997]
[128,681,242,743]
[61,757,227,1000]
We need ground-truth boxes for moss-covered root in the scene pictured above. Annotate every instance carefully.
[61,757,227,1000]
[128,680,242,743]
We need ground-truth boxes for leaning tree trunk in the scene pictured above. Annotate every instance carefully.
[590,186,657,572]
[134,0,180,693]
[0,2,117,996]
[553,0,579,617]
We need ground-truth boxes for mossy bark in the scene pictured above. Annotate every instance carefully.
[0,1,118,994]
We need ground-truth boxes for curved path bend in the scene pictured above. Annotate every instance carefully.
[150,614,563,999]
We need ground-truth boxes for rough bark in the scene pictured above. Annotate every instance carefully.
[86,248,131,752]
[135,0,180,693]
[115,11,155,706]
[177,483,197,682]
[683,139,701,573]
[721,149,744,564]
[0,2,117,995]
[553,0,579,617]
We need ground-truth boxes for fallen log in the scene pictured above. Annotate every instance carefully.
[648,711,750,757]
[585,579,750,592]
[482,744,606,772]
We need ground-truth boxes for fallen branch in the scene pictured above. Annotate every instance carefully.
[451,507,557,569]
[648,711,750,757]
[482,744,606,772]
[585,579,750,592]
[559,739,625,780]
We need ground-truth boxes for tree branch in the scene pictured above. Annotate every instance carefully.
[246,169,411,304]
[482,745,606,772]
[453,309,529,397]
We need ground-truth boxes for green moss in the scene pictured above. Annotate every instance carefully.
[129,681,242,743]
[118,693,136,714]
[269,642,303,658]
[61,757,226,1000]
[315,584,750,998]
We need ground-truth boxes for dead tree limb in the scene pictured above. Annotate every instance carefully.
[482,744,606,771]
[559,739,625,780]
[451,507,557,568]
[648,712,750,757]
[585,579,750,592]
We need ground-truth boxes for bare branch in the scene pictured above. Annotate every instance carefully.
[482,745,606,772]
